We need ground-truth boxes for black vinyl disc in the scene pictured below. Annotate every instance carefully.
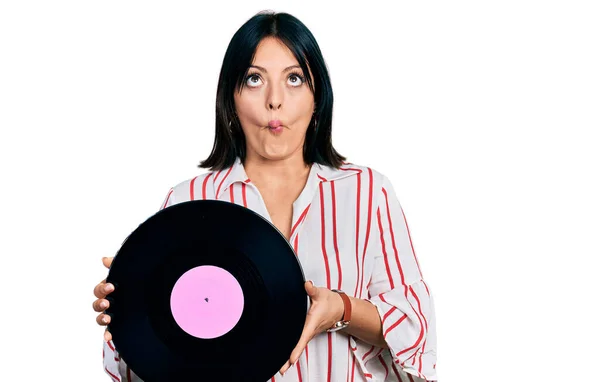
[105,200,307,382]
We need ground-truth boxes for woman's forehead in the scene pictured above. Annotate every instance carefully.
[251,38,300,70]
[250,37,314,82]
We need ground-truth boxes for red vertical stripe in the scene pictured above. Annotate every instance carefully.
[319,182,331,289]
[382,187,407,290]
[296,360,303,382]
[359,168,373,299]
[216,166,234,197]
[347,337,351,382]
[319,182,333,382]
[353,173,361,298]
[212,169,223,186]
[242,183,247,207]
[327,333,333,382]
[378,354,389,379]
[202,173,213,200]
[229,184,234,203]
[377,206,395,289]
[409,285,428,372]
[391,362,403,381]
[126,365,132,382]
[292,220,302,382]
[330,182,342,290]
[294,232,308,379]
[190,176,198,200]
[305,342,310,376]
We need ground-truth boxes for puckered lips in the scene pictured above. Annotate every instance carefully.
[267,119,283,134]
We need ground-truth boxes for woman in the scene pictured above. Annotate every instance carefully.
[93,10,437,382]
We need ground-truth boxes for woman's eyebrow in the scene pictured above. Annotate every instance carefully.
[249,65,301,73]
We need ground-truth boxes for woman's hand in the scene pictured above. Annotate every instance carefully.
[92,256,115,342]
[279,281,345,376]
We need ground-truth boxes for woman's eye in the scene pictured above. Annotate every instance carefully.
[288,74,305,87]
[245,73,304,88]
[246,74,262,87]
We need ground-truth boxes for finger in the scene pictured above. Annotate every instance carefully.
[279,360,291,375]
[102,256,114,269]
[93,281,114,299]
[287,341,308,370]
[104,327,112,342]
[93,298,110,312]
[96,313,111,326]
[281,315,316,375]
[93,281,107,299]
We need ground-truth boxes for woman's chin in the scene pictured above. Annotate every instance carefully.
[260,151,290,161]
[259,145,295,161]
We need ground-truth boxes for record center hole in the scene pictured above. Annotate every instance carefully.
[205,297,209,302]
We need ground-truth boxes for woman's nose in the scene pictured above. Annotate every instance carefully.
[267,84,283,110]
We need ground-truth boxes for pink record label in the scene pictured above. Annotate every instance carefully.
[170,265,244,339]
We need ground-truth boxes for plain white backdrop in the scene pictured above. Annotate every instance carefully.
[1,1,598,381]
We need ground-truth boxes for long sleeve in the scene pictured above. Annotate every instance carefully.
[102,339,123,381]
[351,175,438,381]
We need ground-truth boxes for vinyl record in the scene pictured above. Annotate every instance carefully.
[105,200,307,382]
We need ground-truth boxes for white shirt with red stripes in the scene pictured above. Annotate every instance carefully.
[102,158,438,382]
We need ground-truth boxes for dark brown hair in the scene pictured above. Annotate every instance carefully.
[198,10,345,171]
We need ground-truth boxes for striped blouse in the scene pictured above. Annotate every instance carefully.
[102,157,438,382]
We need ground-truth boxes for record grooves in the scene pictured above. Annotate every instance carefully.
[106,200,307,381]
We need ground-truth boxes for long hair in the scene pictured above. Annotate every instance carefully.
[198,10,345,171]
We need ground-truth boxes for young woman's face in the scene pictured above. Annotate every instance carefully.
[234,37,315,162]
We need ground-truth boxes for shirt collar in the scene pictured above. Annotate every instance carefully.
[215,157,362,200]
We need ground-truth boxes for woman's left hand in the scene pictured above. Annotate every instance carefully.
[279,280,345,376]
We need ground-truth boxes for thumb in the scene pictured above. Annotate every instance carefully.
[305,280,317,297]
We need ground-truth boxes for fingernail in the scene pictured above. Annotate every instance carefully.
[100,301,108,309]
[105,284,114,292]
[102,316,109,324]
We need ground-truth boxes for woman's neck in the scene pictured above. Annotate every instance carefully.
[243,152,311,188]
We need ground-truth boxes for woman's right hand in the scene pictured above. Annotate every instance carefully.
[93,256,115,342]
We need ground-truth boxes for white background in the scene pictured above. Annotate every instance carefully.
[1,1,598,381]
